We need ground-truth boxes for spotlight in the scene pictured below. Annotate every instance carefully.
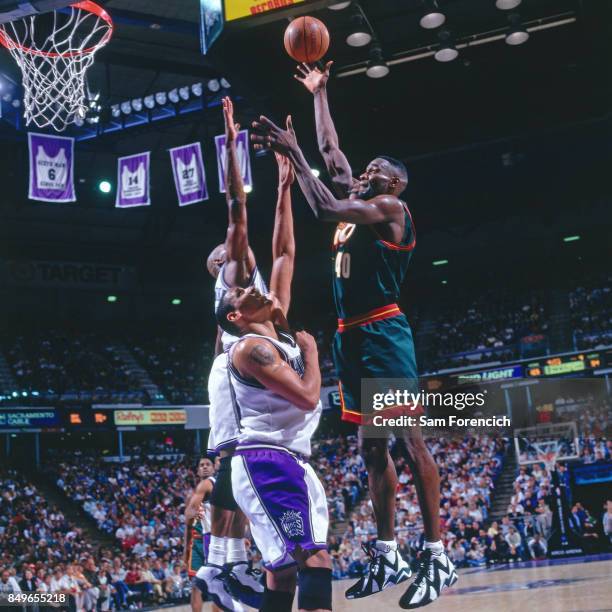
[208,79,220,92]
[168,88,180,103]
[131,98,143,112]
[191,82,203,97]
[2,92,12,102]
[420,0,445,29]
[155,91,167,105]
[74,115,85,127]
[434,30,458,62]
[244,185,253,193]
[107,295,117,303]
[120,101,132,115]
[329,1,351,9]
[220,77,231,89]
[98,180,112,193]
[171,298,182,305]
[179,86,190,101]
[86,116,100,124]
[496,0,521,9]
[144,95,155,109]
[311,168,320,177]
[11,98,20,108]
[111,104,120,118]
[366,45,389,78]
[506,13,529,45]
[346,12,371,47]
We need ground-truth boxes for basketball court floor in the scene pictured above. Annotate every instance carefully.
[174,555,612,612]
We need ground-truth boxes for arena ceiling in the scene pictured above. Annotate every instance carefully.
[0,0,609,299]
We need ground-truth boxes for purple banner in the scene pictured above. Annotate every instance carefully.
[214,129,252,193]
[116,152,150,208]
[169,142,208,206]
[28,133,75,203]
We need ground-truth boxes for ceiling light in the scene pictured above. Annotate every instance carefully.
[420,0,445,29]
[131,98,143,112]
[144,95,155,109]
[434,30,458,62]
[311,168,320,177]
[111,104,120,118]
[99,180,112,193]
[496,0,521,9]
[171,298,182,305]
[191,82,203,97]
[11,99,20,108]
[220,78,231,89]
[155,91,167,105]
[120,101,132,115]
[168,88,180,103]
[506,13,529,45]
[329,1,351,9]
[179,86,190,101]
[346,13,371,47]
[366,45,389,78]
[208,79,220,92]
[244,185,253,193]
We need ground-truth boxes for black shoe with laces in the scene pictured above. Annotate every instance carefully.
[345,542,412,600]
[399,549,458,609]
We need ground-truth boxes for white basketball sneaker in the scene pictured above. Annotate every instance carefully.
[195,564,244,612]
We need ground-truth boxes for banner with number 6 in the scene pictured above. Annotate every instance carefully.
[169,142,208,206]
[28,133,76,203]
[116,151,151,208]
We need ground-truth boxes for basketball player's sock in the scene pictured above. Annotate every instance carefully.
[208,535,228,566]
[224,537,264,608]
[399,546,458,610]
[345,539,412,600]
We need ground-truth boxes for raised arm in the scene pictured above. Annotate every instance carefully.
[222,96,255,286]
[269,151,295,317]
[295,62,356,198]
[233,332,320,411]
[251,116,404,226]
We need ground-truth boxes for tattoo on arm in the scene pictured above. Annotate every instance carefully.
[249,343,276,366]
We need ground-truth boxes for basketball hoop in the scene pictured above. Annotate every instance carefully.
[0,1,113,132]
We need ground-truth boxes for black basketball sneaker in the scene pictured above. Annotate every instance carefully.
[345,542,412,600]
[399,549,458,609]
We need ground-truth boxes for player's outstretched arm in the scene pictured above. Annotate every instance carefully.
[251,116,404,225]
[223,96,255,286]
[233,332,320,411]
[270,151,295,317]
[295,62,356,198]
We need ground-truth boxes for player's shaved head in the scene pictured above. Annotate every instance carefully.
[206,243,226,278]
[216,292,241,337]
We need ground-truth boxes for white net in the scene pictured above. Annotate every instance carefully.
[0,1,112,132]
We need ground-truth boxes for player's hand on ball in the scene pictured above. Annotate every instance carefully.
[296,331,318,356]
[294,61,333,94]
[275,152,295,187]
[222,96,239,142]
[251,115,297,155]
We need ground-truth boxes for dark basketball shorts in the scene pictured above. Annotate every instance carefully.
[188,532,209,577]
[333,309,422,426]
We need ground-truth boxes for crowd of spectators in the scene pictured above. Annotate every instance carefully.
[128,333,213,405]
[570,276,612,350]
[422,292,549,370]
[2,331,146,404]
[0,468,192,609]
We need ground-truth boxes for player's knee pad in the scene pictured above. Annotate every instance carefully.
[209,456,238,511]
[259,586,294,612]
[297,567,332,611]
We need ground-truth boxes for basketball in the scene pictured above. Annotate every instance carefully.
[284,16,329,63]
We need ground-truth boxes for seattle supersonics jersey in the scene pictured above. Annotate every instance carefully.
[199,476,215,534]
[227,331,322,457]
[214,263,268,350]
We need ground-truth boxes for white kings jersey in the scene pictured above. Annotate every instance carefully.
[199,476,215,534]
[208,351,241,452]
[214,263,268,350]
[227,331,322,457]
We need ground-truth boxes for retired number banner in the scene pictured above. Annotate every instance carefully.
[214,129,252,193]
[169,142,209,206]
[28,133,76,202]
[116,151,150,208]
